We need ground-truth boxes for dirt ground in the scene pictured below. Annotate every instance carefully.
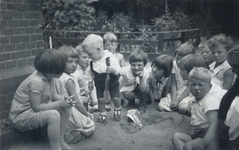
[8,104,193,150]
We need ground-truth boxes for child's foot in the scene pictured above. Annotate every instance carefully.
[97,115,107,123]
[113,109,121,121]
[60,138,74,150]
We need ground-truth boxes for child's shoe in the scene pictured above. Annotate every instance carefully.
[113,109,121,121]
[97,115,107,123]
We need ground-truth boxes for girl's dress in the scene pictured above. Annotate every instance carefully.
[9,71,52,131]
[52,73,95,144]
[158,61,191,111]
[209,60,232,88]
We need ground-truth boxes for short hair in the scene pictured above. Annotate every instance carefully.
[151,54,173,77]
[227,44,239,67]
[208,33,233,51]
[179,54,207,73]
[175,42,195,57]
[34,49,67,74]
[75,44,84,55]
[82,34,103,50]
[189,67,211,84]
[128,49,148,66]
[58,45,78,58]
[103,32,117,43]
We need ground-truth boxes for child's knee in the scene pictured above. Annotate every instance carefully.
[183,143,192,150]
[98,97,105,104]
[178,104,188,114]
[173,132,181,141]
[45,110,60,123]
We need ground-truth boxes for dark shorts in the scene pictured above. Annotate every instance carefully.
[190,126,209,140]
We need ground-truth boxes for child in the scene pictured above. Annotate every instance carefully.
[103,32,126,67]
[82,34,122,123]
[218,45,239,149]
[9,49,74,150]
[120,49,150,113]
[55,45,95,144]
[173,67,219,150]
[158,42,195,111]
[208,33,235,90]
[147,54,173,106]
[196,40,214,69]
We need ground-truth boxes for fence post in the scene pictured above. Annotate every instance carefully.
[196,29,200,46]
[157,33,163,52]
[181,32,186,43]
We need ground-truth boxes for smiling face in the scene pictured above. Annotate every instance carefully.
[65,57,78,74]
[151,63,164,80]
[131,61,144,76]
[189,78,211,100]
[78,51,89,69]
[210,45,228,64]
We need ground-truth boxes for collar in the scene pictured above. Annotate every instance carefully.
[35,71,48,81]
[78,65,87,72]
[191,93,210,106]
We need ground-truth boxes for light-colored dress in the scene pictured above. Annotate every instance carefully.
[209,60,231,88]
[158,61,189,111]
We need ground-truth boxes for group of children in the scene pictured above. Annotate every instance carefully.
[8,32,239,150]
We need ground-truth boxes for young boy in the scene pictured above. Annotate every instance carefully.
[82,34,121,123]
[119,49,150,113]
[173,67,219,150]
[103,32,126,67]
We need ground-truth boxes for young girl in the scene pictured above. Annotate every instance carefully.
[196,40,214,69]
[9,49,74,150]
[159,42,195,111]
[147,54,173,106]
[103,32,126,67]
[208,33,235,90]
[54,45,95,144]
[120,49,150,113]
[218,45,239,149]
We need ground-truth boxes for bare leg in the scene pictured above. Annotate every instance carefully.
[172,132,192,150]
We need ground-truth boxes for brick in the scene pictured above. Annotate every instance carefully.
[8,20,29,27]
[24,12,33,19]
[1,3,7,11]
[1,11,12,19]
[34,12,42,19]
[3,28,14,35]
[32,48,44,55]
[34,28,43,34]
[0,44,5,52]
[18,59,27,67]
[28,4,41,11]
[15,28,25,34]
[31,34,43,41]
[1,0,11,2]
[26,42,35,49]
[7,4,27,11]
[0,20,8,29]
[6,60,17,69]
[28,57,35,65]
[0,53,11,62]
[5,44,16,51]
[23,0,32,3]
[10,35,30,43]
[13,12,24,19]
[29,19,42,26]
[0,62,6,70]
[0,36,9,44]
[12,51,31,59]
[36,41,44,48]
[25,27,34,34]
[12,0,23,3]
[16,43,26,50]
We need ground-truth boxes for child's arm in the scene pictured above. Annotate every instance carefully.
[223,68,235,90]
[148,83,155,106]
[163,76,172,98]
[192,110,219,149]
[170,74,177,107]
[138,69,148,92]
[66,79,89,117]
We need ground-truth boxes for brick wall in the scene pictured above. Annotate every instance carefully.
[0,1,46,148]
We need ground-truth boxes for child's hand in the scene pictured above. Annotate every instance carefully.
[59,95,74,109]
[106,66,116,74]
[88,81,94,91]
[136,70,144,78]
[87,112,94,120]
[170,101,179,110]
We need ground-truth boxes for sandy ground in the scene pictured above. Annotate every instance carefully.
[8,104,193,150]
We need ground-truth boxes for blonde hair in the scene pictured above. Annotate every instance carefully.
[75,44,84,55]
[82,34,103,50]
[176,42,195,57]
[208,33,233,51]
[189,67,211,84]
[103,32,117,43]
[58,45,78,58]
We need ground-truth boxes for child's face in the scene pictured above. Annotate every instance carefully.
[189,78,211,100]
[65,57,78,74]
[131,61,144,76]
[210,45,228,63]
[198,47,213,64]
[151,64,164,80]
[83,45,101,62]
[104,41,118,53]
[78,52,89,69]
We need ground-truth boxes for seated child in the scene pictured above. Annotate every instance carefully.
[54,45,95,144]
[173,67,219,150]
[158,42,195,111]
[9,49,74,150]
[147,54,173,106]
[218,45,239,149]
[208,33,235,90]
[103,32,126,67]
[82,34,122,123]
[196,40,214,69]
[120,49,150,113]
